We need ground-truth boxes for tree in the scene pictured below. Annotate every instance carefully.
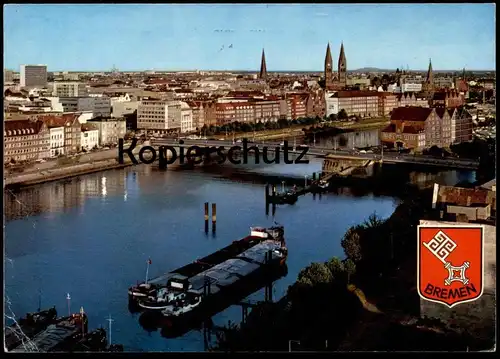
[363,213,385,229]
[338,109,348,120]
[341,225,364,262]
[297,262,333,286]
[328,114,338,122]
[326,257,345,278]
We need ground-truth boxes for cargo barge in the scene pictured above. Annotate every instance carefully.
[139,238,288,334]
[4,307,58,351]
[150,264,287,338]
[128,226,285,311]
[10,312,88,352]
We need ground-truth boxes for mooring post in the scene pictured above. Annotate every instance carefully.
[265,202,269,217]
[312,172,317,181]
[211,203,217,233]
[265,184,270,203]
[204,202,209,234]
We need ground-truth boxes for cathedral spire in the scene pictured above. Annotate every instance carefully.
[338,42,347,88]
[259,48,267,80]
[325,42,332,68]
[426,58,433,83]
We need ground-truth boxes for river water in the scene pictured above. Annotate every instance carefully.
[3,143,476,351]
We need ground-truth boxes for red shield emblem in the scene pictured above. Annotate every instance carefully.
[417,225,484,308]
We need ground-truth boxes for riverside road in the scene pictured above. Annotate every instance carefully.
[149,139,480,170]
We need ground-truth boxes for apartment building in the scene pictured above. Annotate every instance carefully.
[381,107,453,150]
[306,90,326,118]
[253,98,281,122]
[39,114,82,154]
[325,90,379,118]
[80,124,100,150]
[286,94,308,120]
[434,77,455,89]
[449,107,473,144]
[20,65,47,88]
[401,83,423,92]
[48,126,65,157]
[180,101,194,133]
[377,92,398,117]
[215,102,254,126]
[187,101,205,130]
[4,69,14,83]
[87,117,127,145]
[396,92,430,108]
[4,119,50,163]
[435,108,453,147]
[53,82,88,97]
[50,96,112,117]
[203,101,217,127]
[431,90,464,108]
[137,99,182,134]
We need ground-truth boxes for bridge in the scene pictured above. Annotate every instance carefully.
[148,138,480,171]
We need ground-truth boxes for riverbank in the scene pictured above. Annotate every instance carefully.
[212,118,389,142]
[4,159,135,190]
[212,188,494,351]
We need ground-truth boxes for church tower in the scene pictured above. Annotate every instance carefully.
[423,58,434,99]
[324,43,333,89]
[338,42,347,88]
[259,49,268,80]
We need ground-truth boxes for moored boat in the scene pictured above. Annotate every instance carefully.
[129,226,285,311]
[5,307,58,351]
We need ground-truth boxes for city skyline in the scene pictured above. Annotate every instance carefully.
[4,4,496,72]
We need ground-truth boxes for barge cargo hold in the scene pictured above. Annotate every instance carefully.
[9,313,88,352]
[128,226,285,311]
[145,264,287,339]
[4,307,58,351]
[138,239,288,335]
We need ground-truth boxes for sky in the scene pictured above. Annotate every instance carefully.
[3,4,496,72]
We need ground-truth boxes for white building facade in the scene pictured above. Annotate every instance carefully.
[180,101,194,133]
[325,92,339,116]
[87,118,127,146]
[49,126,65,157]
[81,128,99,150]
[137,99,183,133]
[20,65,47,88]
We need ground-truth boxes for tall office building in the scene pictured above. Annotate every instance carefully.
[20,64,48,87]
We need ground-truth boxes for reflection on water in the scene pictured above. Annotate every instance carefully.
[313,128,381,149]
[4,171,128,221]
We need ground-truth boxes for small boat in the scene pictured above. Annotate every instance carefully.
[5,307,58,351]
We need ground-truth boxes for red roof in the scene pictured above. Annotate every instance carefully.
[38,113,79,128]
[4,119,46,136]
[437,186,490,207]
[331,90,379,98]
[390,107,433,122]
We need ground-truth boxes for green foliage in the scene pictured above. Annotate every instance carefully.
[338,109,348,120]
[341,225,364,262]
[297,262,333,286]
[363,212,385,229]
[199,117,328,136]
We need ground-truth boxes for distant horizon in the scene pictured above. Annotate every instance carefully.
[4,67,496,74]
[4,4,495,71]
